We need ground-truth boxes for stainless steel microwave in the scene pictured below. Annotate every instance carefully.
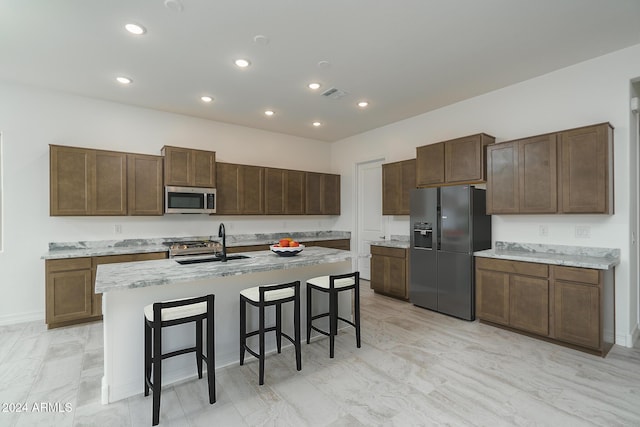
[165,186,216,214]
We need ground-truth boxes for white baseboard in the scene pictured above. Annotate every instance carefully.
[0,310,43,326]
[616,323,639,348]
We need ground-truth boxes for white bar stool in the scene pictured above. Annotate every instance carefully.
[306,272,361,358]
[144,294,215,426]
[240,281,301,385]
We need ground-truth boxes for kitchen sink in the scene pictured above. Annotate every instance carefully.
[175,255,250,265]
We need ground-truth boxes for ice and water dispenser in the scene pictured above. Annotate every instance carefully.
[413,222,433,249]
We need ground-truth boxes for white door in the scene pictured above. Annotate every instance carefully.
[356,159,385,280]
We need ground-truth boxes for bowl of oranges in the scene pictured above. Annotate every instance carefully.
[270,238,304,257]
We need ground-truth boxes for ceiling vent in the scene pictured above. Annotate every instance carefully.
[321,87,349,100]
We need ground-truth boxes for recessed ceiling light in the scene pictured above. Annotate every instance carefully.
[312,121,322,127]
[116,76,132,85]
[253,35,270,45]
[201,96,213,103]
[264,110,275,116]
[308,83,321,90]
[357,101,369,108]
[234,59,251,68]
[164,0,184,12]
[125,23,146,35]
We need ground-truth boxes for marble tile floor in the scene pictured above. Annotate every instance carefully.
[1,281,640,426]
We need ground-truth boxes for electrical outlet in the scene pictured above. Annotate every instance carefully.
[575,225,591,239]
[114,224,122,234]
[538,225,548,237]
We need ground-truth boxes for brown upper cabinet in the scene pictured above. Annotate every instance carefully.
[306,172,341,215]
[50,145,127,216]
[127,154,164,216]
[416,133,495,187]
[487,134,558,214]
[218,163,339,216]
[50,145,163,216]
[559,123,613,214]
[382,159,416,215]
[265,168,307,215]
[486,122,613,215]
[216,162,264,215]
[162,146,216,188]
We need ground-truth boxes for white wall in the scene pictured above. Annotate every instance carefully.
[0,83,337,324]
[331,44,640,347]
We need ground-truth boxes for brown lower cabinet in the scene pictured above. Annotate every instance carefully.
[370,246,409,300]
[475,257,615,356]
[45,252,167,329]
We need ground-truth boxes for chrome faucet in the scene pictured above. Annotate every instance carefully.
[218,223,227,262]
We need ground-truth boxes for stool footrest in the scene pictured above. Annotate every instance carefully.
[309,325,331,337]
[159,346,197,360]
[243,331,297,358]
[245,325,277,338]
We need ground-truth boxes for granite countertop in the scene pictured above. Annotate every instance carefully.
[369,235,410,249]
[95,246,352,293]
[42,231,351,260]
[474,241,620,270]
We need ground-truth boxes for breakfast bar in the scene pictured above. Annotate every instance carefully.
[95,246,353,404]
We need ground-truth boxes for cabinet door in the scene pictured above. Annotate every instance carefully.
[50,145,91,215]
[370,254,386,292]
[321,174,341,215]
[127,154,164,216]
[387,255,407,298]
[476,268,510,325]
[554,280,600,349]
[92,151,127,215]
[285,170,306,215]
[46,258,93,325]
[216,162,241,214]
[509,275,549,335]
[486,142,519,214]
[560,123,612,214]
[305,172,322,214]
[265,168,285,214]
[192,149,216,188]
[445,135,484,183]
[519,135,557,213]
[416,143,444,186]
[240,165,264,214]
[163,146,191,186]
[400,159,416,215]
[382,162,402,215]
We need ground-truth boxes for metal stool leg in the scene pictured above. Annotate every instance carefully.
[259,302,266,385]
[196,319,203,378]
[276,303,282,353]
[306,284,312,344]
[240,297,246,365]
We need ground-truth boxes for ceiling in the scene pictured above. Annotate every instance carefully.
[1,1,640,142]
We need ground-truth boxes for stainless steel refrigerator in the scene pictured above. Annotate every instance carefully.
[409,185,491,320]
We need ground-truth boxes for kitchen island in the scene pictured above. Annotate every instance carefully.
[95,246,353,403]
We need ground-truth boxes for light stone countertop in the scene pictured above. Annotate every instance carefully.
[369,235,410,249]
[42,231,351,260]
[474,241,620,270]
[95,246,353,293]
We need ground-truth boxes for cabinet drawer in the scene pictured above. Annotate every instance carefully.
[476,257,548,278]
[46,257,92,273]
[92,252,167,267]
[552,266,600,285]
[370,245,406,258]
[227,245,270,253]
[307,239,350,250]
